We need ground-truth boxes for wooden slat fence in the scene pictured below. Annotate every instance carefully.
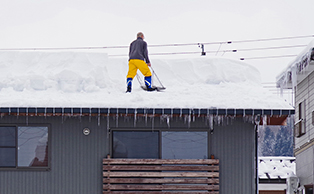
[103,158,219,194]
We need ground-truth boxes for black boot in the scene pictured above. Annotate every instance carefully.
[146,85,157,91]
[126,85,131,93]
[126,78,132,93]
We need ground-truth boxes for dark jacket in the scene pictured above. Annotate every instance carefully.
[129,37,150,63]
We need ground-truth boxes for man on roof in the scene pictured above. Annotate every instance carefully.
[126,32,156,92]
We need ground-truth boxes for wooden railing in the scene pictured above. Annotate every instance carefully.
[103,158,219,194]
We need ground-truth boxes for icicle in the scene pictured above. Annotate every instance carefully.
[134,110,137,127]
[221,115,224,126]
[231,115,235,125]
[213,115,217,126]
[106,112,110,139]
[151,109,155,130]
[79,108,82,123]
[26,108,29,126]
[254,115,261,125]
[217,115,222,126]
[89,108,92,123]
[184,115,191,128]
[189,109,192,128]
[224,109,228,126]
[98,109,101,126]
[160,115,171,128]
[262,115,267,130]
[61,108,64,124]
[116,112,119,128]
[291,65,297,89]
[243,115,247,123]
[160,110,163,125]
[166,116,170,128]
[208,114,214,133]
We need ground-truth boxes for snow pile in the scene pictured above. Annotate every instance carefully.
[0,51,292,109]
[258,157,296,179]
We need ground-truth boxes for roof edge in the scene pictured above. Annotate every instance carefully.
[0,107,295,116]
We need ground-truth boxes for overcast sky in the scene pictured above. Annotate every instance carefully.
[1,0,314,83]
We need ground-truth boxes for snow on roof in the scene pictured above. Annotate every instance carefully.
[276,40,314,89]
[259,156,296,179]
[0,51,292,109]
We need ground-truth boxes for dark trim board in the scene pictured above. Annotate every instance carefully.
[0,107,295,117]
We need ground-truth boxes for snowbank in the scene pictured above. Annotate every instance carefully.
[0,51,292,109]
[259,157,296,179]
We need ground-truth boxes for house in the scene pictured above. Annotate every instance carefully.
[258,157,296,194]
[276,40,314,194]
[0,51,293,194]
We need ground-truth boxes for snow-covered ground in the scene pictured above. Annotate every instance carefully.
[0,51,292,109]
[258,156,296,191]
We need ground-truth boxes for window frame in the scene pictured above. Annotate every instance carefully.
[110,128,210,159]
[0,124,51,171]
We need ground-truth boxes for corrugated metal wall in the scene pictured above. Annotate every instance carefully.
[0,115,256,194]
[211,119,256,194]
[0,116,108,194]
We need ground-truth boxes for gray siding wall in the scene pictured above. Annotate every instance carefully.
[0,115,256,194]
[296,146,314,185]
[295,71,314,187]
[295,71,314,148]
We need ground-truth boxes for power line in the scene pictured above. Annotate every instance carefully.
[109,43,306,57]
[150,35,314,47]
[109,50,237,57]
[0,45,128,51]
[230,35,314,44]
[240,54,298,60]
[0,35,312,60]
[0,35,312,51]
[236,44,307,52]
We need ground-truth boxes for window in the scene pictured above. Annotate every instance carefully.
[162,131,208,159]
[305,185,313,194]
[295,100,306,137]
[0,127,16,167]
[0,126,49,169]
[112,131,159,158]
[112,130,208,159]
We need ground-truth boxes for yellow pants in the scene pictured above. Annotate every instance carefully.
[127,59,152,79]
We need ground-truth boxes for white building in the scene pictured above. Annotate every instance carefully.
[277,40,314,194]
